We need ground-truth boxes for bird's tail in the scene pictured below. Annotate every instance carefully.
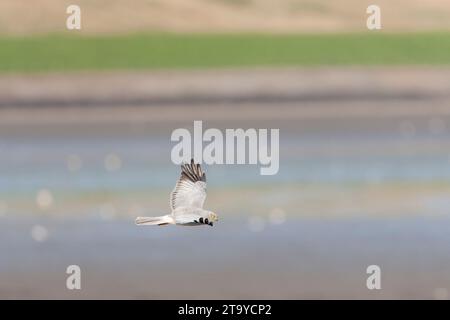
[135,215,175,226]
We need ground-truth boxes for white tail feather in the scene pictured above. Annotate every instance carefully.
[135,215,174,226]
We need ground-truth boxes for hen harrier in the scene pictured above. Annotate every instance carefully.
[135,159,218,227]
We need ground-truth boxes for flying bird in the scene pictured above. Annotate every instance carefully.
[135,159,218,227]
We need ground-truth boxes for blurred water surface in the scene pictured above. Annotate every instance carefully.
[2,70,450,298]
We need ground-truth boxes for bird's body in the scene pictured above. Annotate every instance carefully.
[135,159,218,227]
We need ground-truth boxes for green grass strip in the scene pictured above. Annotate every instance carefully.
[0,33,449,73]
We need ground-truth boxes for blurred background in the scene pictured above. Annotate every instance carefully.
[1,0,450,299]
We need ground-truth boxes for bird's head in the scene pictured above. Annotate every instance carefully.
[208,212,219,223]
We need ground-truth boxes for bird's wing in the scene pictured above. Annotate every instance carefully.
[170,159,207,210]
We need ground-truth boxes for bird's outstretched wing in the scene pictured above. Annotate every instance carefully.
[170,159,207,210]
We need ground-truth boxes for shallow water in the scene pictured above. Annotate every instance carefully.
[1,110,450,298]
[2,216,450,299]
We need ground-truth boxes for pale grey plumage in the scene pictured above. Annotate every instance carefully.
[135,159,218,227]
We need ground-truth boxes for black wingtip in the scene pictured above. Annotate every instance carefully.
[180,159,206,183]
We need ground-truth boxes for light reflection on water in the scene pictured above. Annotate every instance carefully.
[1,215,450,298]
[1,117,450,298]
[2,131,450,221]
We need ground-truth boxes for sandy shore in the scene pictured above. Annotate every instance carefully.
[1,67,450,128]
[2,0,450,35]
